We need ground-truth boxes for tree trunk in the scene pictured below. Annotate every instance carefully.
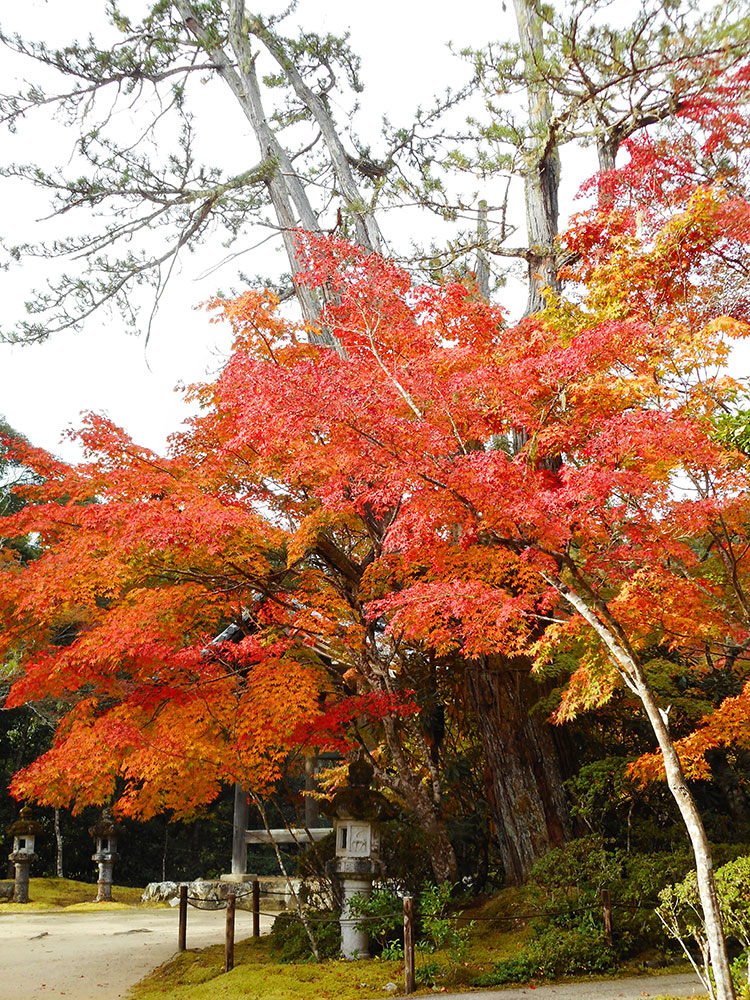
[512,0,561,315]
[397,784,459,884]
[466,657,572,883]
[231,783,249,877]
[373,718,460,884]
[54,807,64,878]
[551,576,735,1000]
[635,677,734,1000]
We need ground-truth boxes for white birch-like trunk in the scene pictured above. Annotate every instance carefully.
[54,807,63,879]
[547,576,736,1000]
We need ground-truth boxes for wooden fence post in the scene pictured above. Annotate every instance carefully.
[225,893,236,972]
[178,884,188,952]
[252,878,260,938]
[404,895,415,995]
[602,888,613,947]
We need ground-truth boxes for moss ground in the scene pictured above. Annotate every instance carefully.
[128,889,708,1000]
[0,875,145,910]
[128,892,536,1000]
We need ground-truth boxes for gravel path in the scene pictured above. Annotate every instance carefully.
[430,972,705,1000]
[0,905,273,1000]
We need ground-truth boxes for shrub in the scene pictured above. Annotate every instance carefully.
[474,926,616,986]
[347,884,403,954]
[269,909,341,962]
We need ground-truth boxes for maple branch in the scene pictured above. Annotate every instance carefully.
[361,312,424,420]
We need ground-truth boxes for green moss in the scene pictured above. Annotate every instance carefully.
[128,897,535,1000]
[0,876,145,910]
[132,938,406,1000]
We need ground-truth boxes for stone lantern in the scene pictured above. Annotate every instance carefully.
[89,807,123,902]
[7,805,43,903]
[322,759,396,959]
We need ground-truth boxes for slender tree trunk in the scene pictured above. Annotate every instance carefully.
[177,0,326,331]
[244,6,383,254]
[231,783,249,877]
[465,657,571,883]
[637,678,735,1000]
[475,200,491,299]
[54,808,63,878]
[550,576,735,1000]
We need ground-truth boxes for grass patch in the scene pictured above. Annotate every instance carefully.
[0,876,145,910]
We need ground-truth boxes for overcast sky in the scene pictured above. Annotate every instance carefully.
[0,0,590,462]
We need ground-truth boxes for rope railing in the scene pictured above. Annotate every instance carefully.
[176,877,657,995]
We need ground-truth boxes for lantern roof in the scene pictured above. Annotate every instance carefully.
[321,759,397,822]
[7,805,43,838]
[89,806,124,840]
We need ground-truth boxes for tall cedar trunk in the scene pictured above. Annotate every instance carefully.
[466,658,572,884]
[456,0,571,884]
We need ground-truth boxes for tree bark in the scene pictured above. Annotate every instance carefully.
[512,0,561,315]
[465,657,572,883]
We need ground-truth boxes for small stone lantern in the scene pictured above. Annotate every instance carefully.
[8,805,43,903]
[89,807,123,902]
[322,759,396,959]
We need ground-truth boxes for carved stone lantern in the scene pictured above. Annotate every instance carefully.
[322,759,396,959]
[7,806,43,903]
[89,807,123,902]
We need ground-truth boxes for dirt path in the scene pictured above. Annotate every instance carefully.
[0,905,273,1000]
[433,972,705,1000]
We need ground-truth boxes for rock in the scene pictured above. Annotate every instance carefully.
[142,878,261,909]
[383,983,398,993]
[0,882,13,902]
[141,881,180,903]
[190,879,221,903]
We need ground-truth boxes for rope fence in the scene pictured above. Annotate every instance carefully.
[176,878,659,992]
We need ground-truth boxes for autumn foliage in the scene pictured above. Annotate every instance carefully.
[2,118,750,829]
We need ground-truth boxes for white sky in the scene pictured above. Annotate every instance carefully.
[0,0,590,462]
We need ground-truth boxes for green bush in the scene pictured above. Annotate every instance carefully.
[347,884,403,953]
[417,882,472,961]
[525,838,750,958]
[475,926,616,986]
[269,909,341,962]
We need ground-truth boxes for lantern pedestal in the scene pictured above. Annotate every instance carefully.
[8,850,36,903]
[91,852,118,902]
[338,860,377,959]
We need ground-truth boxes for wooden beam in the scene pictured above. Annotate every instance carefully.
[244,827,331,844]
